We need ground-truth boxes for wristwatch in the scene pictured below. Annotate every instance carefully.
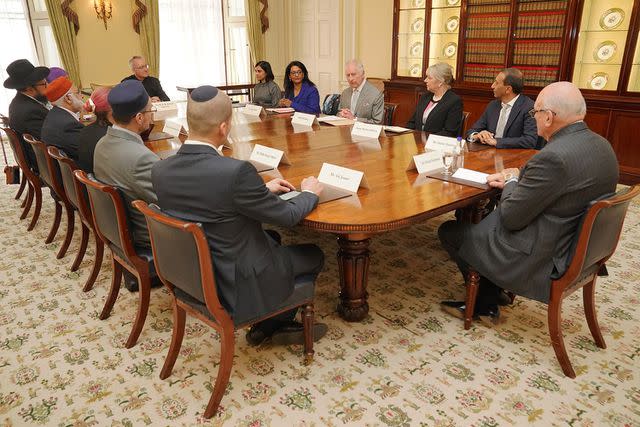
[503,171,518,184]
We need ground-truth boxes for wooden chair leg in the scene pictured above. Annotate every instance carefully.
[160,301,186,380]
[15,174,26,200]
[71,223,89,271]
[464,270,480,330]
[20,183,33,219]
[99,257,122,320]
[56,207,74,259]
[82,237,103,292]
[203,329,235,419]
[27,182,41,231]
[302,303,314,364]
[45,201,62,244]
[583,278,606,349]
[125,271,151,349]
[548,297,576,378]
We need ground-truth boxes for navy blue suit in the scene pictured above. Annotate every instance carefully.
[286,81,320,115]
[466,95,539,149]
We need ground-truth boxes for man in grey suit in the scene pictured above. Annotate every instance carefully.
[94,80,159,290]
[337,60,384,124]
[439,81,619,322]
[152,85,328,346]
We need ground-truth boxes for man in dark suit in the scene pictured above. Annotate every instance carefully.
[121,56,170,102]
[439,81,619,321]
[466,68,539,149]
[40,76,85,161]
[152,85,328,346]
[4,59,51,171]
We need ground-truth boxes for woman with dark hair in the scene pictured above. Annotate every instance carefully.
[278,60,320,114]
[77,87,113,173]
[253,61,281,107]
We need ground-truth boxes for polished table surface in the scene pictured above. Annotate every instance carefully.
[145,110,537,321]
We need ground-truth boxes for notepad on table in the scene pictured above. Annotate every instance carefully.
[452,168,489,184]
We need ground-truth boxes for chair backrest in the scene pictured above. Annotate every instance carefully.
[48,146,80,211]
[383,102,399,126]
[460,111,471,137]
[133,200,233,328]
[0,126,32,176]
[322,93,341,115]
[73,170,136,259]
[23,134,55,188]
[561,185,640,285]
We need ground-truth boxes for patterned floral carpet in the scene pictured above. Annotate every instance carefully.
[0,164,639,426]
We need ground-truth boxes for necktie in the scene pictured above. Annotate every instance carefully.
[495,103,510,138]
[351,89,360,112]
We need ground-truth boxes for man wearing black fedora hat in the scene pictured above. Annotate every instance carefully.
[4,59,52,171]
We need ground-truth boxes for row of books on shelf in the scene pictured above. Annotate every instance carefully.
[462,64,504,83]
[516,66,559,86]
[465,41,508,64]
[466,15,510,39]
[468,4,510,14]
[515,13,566,38]
[513,40,561,65]
[518,0,567,12]
[467,0,510,5]
[462,64,558,87]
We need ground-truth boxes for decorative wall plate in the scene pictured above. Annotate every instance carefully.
[411,17,425,33]
[446,16,459,32]
[410,64,421,77]
[443,42,457,58]
[447,0,460,5]
[589,72,609,90]
[412,0,426,7]
[593,40,617,63]
[410,41,424,57]
[599,8,625,30]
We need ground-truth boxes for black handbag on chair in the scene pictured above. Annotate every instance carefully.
[1,130,20,185]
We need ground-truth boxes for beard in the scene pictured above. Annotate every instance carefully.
[35,93,49,104]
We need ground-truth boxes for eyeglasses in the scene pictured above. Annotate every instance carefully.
[528,108,556,118]
[289,70,303,76]
[134,64,150,70]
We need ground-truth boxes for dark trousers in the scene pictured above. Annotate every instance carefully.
[438,220,500,309]
[254,231,325,334]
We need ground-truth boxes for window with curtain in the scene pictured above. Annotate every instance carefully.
[158,0,251,100]
[0,0,60,114]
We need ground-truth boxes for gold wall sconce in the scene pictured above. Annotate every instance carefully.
[94,0,113,30]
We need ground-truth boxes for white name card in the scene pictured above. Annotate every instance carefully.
[162,120,184,138]
[351,121,383,140]
[407,151,443,174]
[291,112,317,127]
[452,168,489,184]
[425,134,459,152]
[249,144,290,169]
[318,163,369,193]
[152,101,179,120]
[242,104,264,116]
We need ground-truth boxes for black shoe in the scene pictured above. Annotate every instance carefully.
[124,276,139,292]
[150,275,163,288]
[246,326,271,346]
[271,321,328,346]
[440,300,501,325]
[497,290,513,306]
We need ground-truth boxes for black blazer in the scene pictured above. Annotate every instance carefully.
[40,106,84,161]
[466,95,539,149]
[152,144,319,324]
[8,92,49,170]
[122,75,170,101]
[407,89,463,137]
[77,121,109,173]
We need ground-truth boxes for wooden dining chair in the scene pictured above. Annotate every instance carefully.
[1,127,41,228]
[460,111,471,137]
[24,135,74,259]
[0,115,27,201]
[48,147,104,290]
[462,185,640,378]
[133,200,318,419]
[383,102,399,126]
[74,170,155,348]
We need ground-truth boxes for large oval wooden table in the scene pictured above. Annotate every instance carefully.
[146,111,537,322]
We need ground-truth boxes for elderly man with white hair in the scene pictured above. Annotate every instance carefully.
[437,81,619,323]
[336,59,384,124]
[122,55,170,102]
[40,76,85,161]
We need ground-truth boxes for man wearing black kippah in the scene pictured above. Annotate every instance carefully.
[93,80,159,291]
[152,85,328,346]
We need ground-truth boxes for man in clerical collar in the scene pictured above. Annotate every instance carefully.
[121,56,170,102]
[4,59,52,170]
[40,76,85,161]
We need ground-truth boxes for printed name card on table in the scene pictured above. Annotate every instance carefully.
[242,104,264,116]
[162,119,186,138]
[425,134,459,152]
[407,151,443,174]
[351,121,383,140]
[249,144,290,169]
[152,101,178,120]
[318,163,369,193]
[291,112,317,127]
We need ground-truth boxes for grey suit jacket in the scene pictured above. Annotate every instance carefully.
[40,106,84,161]
[152,143,319,323]
[338,80,384,124]
[93,126,159,247]
[459,121,618,303]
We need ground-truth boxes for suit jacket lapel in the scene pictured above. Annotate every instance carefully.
[503,95,524,134]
